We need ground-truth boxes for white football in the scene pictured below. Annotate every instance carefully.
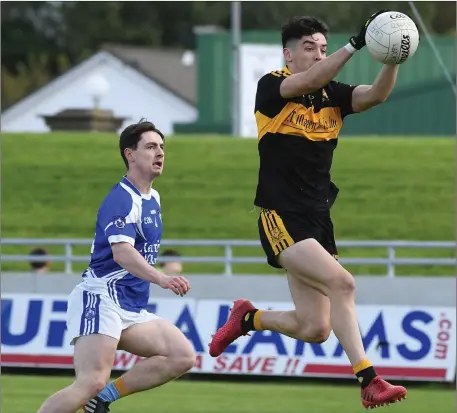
[365,11,420,65]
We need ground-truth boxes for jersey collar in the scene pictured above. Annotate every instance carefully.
[283,65,292,75]
[121,175,152,199]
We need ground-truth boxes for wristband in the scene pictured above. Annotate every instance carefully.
[344,43,357,54]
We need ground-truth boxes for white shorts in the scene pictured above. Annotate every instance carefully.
[66,285,160,345]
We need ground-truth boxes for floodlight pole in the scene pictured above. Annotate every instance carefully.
[231,1,241,137]
[408,1,457,97]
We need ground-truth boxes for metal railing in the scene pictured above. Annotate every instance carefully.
[1,238,455,277]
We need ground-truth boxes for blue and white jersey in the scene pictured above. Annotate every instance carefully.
[81,176,162,312]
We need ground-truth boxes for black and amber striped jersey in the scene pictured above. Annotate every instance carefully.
[253,66,357,212]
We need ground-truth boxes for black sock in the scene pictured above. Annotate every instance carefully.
[356,366,377,388]
[241,309,258,333]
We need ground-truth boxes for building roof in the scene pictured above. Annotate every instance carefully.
[102,44,197,105]
[1,50,197,132]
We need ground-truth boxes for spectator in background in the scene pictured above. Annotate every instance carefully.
[159,249,183,275]
[29,247,51,273]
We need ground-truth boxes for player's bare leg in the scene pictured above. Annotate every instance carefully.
[117,319,195,392]
[87,319,195,409]
[277,239,368,365]
[209,239,407,409]
[254,241,407,408]
[36,334,117,413]
[210,239,365,361]
[259,273,332,343]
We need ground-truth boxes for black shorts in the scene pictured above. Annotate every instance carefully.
[258,208,338,269]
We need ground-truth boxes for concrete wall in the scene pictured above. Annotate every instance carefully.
[2,272,455,307]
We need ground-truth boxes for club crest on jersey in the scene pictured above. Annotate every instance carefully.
[270,227,284,243]
[113,216,126,229]
[85,308,96,320]
[322,89,329,103]
[151,209,162,224]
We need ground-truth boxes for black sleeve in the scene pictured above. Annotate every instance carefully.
[329,81,358,118]
[254,71,288,117]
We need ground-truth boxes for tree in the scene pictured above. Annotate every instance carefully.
[1,1,453,108]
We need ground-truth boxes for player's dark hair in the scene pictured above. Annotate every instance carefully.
[162,249,181,258]
[158,249,181,268]
[281,16,329,48]
[119,119,165,169]
[30,247,49,270]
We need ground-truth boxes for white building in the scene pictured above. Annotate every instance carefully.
[1,44,197,135]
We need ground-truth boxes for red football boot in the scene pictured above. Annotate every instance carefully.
[208,299,256,357]
[361,376,407,409]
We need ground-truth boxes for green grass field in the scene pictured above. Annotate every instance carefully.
[2,133,455,275]
[2,374,455,413]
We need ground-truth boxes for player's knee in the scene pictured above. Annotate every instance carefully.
[170,342,196,374]
[310,325,331,343]
[180,351,197,373]
[297,323,331,344]
[77,375,108,398]
[178,346,197,373]
[329,268,355,296]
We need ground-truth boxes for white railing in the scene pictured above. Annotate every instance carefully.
[1,238,455,278]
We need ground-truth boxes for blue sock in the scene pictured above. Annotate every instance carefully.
[97,382,121,403]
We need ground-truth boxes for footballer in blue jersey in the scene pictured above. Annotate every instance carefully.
[37,120,195,413]
[82,175,164,313]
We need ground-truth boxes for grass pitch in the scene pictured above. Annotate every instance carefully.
[2,374,455,413]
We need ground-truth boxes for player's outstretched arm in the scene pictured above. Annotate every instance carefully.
[351,64,399,112]
[280,10,385,98]
[280,48,353,98]
[112,242,190,296]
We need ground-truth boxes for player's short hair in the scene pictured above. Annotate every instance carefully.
[281,16,329,48]
[159,249,182,268]
[30,247,49,270]
[119,119,165,169]
[162,248,181,257]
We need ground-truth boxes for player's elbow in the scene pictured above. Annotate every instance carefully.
[365,95,388,111]
[368,85,392,105]
[112,247,122,264]
[373,94,388,104]
[112,252,122,265]
[111,243,130,264]
[353,94,388,113]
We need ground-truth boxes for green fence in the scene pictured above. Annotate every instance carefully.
[175,31,455,136]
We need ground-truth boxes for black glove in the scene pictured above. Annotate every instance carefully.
[349,10,387,50]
